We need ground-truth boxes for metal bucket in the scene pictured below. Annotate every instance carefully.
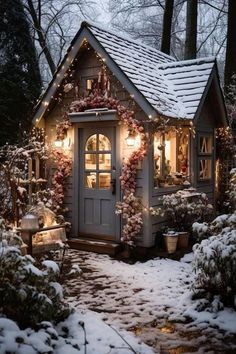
[163,233,178,254]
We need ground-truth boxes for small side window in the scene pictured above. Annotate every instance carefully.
[198,134,213,181]
[86,78,98,93]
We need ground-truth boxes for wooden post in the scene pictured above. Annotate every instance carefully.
[28,158,33,206]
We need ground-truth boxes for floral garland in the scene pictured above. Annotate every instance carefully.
[51,149,72,213]
[46,113,73,215]
[69,93,147,245]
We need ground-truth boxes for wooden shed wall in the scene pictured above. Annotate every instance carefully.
[149,94,217,247]
[42,47,148,242]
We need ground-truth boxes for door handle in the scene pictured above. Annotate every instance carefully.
[110,178,116,195]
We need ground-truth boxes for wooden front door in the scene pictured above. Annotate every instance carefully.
[79,127,116,238]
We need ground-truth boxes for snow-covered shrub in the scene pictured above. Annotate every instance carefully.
[192,228,236,307]
[193,212,236,241]
[0,128,48,224]
[228,168,236,211]
[153,188,213,232]
[0,237,71,329]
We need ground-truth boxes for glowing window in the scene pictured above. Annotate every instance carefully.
[153,128,189,188]
[84,134,112,189]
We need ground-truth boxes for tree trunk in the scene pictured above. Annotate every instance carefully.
[224,0,236,94]
[27,0,56,75]
[184,0,198,59]
[161,0,174,55]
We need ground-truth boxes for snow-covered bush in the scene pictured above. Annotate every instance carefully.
[228,168,236,211]
[0,236,71,329]
[152,188,213,232]
[192,228,236,307]
[193,212,236,241]
[0,128,49,224]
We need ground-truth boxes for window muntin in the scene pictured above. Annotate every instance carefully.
[199,159,212,180]
[84,134,112,189]
[198,134,213,180]
[199,136,212,154]
[153,128,189,188]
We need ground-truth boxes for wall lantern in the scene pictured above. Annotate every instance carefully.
[54,132,71,149]
[125,129,136,147]
[54,139,63,148]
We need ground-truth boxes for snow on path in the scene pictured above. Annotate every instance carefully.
[65,250,236,353]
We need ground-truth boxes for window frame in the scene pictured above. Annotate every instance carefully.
[153,128,190,190]
[197,133,213,181]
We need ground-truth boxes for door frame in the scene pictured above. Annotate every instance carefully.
[72,120,121,242]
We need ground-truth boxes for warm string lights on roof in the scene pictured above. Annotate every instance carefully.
[39,38,141,124]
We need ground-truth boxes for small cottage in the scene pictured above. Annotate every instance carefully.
[32,21,228,251]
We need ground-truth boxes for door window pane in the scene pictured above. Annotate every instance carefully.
[199,159,211,179]
[85,154,96,170]
[85,134,97,151]
[99,154,111,170]
[99,134,111,151]
[85,172,97,188]
[99,173,111,189]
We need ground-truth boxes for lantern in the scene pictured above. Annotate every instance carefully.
[21,214,39,230]
[125,130,136,147]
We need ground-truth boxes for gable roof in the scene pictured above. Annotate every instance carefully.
[33,21,226,124]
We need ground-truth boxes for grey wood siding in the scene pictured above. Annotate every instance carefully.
[43,46,148,243]
[149,94,217,247]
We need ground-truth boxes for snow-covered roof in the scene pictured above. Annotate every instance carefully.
[33,21,224,124]
[87,23,216,119]
[159,58,216,118]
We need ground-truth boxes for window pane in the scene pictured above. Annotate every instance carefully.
[85,134,97,151]
[153,129,190,188]
[99,154,111,170]
[99,173,111,189]
[199,159,211,179]
[153,132,162,184]
[85,172,97,188]
[177,131,189,174]
[164,131,176,175]
[200,136,212,154]
[85,154,96,170]
[99,134,111,151]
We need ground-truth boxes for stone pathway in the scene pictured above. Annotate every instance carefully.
[64,250,236,354]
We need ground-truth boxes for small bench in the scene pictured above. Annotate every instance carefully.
[17,224,66,255]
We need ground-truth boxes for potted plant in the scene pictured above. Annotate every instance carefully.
[156,188,214,250]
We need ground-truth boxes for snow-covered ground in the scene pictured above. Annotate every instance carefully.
[0,312,153,354]
[65,250,236,353]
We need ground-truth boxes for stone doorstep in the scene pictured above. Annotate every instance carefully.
[68,238,121,256]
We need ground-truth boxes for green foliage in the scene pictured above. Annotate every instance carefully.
[0,0,41,145]
[0,222,71,328]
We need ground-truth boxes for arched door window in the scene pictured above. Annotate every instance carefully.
[84,134,112,189]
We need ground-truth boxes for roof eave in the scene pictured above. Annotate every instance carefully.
[193,61,228,127]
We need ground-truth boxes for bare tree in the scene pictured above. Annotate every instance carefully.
[26,0,56,75]
[184,0,198,59]
[108,0,165,48]
[161,0,174,54]
[22,0,98,83]
[224,0,236,94]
